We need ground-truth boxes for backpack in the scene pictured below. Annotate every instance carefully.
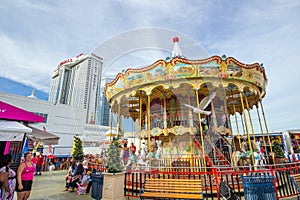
[0,166,9,188]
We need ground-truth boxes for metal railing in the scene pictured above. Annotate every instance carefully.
[123,161,300,199]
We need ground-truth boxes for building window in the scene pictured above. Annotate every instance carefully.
[32,112,48,123]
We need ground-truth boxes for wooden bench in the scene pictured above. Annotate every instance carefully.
[289,173,300,200]
[140,178,203,199]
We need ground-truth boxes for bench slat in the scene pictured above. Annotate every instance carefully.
[147,178,201,182]
[145,188,202,193]
[141,192,203,199]
[142,177,203,199]
[145,185,202,190]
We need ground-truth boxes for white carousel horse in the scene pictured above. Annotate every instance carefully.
[124,145,148,170]
[254,151,266,169]
[155,140,163,160]
[125,150,138,170]
[183,91,216,115]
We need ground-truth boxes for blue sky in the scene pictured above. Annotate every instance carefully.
[0,0,299,131]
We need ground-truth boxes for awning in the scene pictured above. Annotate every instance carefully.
[0,120,32,141]
[27,126,60,145]
[0,101,44,122]
[83,147,103,155]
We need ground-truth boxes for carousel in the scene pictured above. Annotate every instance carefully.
[104,37,274,171]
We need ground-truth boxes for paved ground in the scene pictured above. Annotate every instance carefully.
[12,170,298,200]
[13,170,139,200]
[13,170,91,200]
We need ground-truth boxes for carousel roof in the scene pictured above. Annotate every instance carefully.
[105,55,267,103]
[105,38,268,118]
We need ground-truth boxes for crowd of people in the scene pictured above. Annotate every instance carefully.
[0,142,138,199]
[63,160,91,195]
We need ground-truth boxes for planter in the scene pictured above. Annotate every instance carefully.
[102,172,125,200]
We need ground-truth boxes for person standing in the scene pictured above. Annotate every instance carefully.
[130,142,136,155]
[36,152,44,175]
[16,152,35,200]
[122,143,130,166]
[0,154,16,200]
[31,153,37,175]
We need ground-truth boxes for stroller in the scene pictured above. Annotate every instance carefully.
[218,179,240,200]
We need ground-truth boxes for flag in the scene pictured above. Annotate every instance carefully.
[22,137,28,156]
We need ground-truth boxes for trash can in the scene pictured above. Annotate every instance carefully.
[91,173,104,200]
[241,175,276,200]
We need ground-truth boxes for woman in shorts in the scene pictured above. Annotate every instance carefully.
[16,152,35,200]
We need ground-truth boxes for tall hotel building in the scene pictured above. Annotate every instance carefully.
[99,77,114,126]
[48,53,103,124]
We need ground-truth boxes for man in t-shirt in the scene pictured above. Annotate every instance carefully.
[130,143,136,154]
[36,152,44,175]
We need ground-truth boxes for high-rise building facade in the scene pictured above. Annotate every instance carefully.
[99,77,114,126]
[49,53,103,124]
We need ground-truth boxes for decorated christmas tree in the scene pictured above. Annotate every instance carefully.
[72,136,84,161]
[273,139,285,158]
[106,137,123,173]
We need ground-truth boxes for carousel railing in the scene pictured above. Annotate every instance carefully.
[124,161,300,199]
[146,154,205,172]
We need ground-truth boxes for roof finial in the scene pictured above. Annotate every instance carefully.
[27,89,37,99]
[171,36,182,58]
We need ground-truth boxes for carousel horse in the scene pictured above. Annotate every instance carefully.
[155,140,163,160]
[125,149,138,170]
[232,150,253,170]
[137,147,150,169]
[126,148,149,170]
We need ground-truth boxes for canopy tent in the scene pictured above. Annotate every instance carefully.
[27,126,59,145]
[0,101,44,122]
[83,147,103,155]
[0,120,32,141]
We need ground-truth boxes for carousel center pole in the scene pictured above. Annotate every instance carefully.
[195,89,206,171]
[110,108,113,142]
[117,102,121,139]
[147,94,151,152]
[139,95,142,150]
[188,94,195,171]
[232,101,242,151]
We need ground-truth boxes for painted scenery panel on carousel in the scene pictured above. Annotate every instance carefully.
[145,64,166,81]
[112,78,125,92]
[173,62,196,78]
[241,68,266,89]
[199,61,219,77]
[127,72,145,87]
[105,77,125,101]
[226,64,243,78]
